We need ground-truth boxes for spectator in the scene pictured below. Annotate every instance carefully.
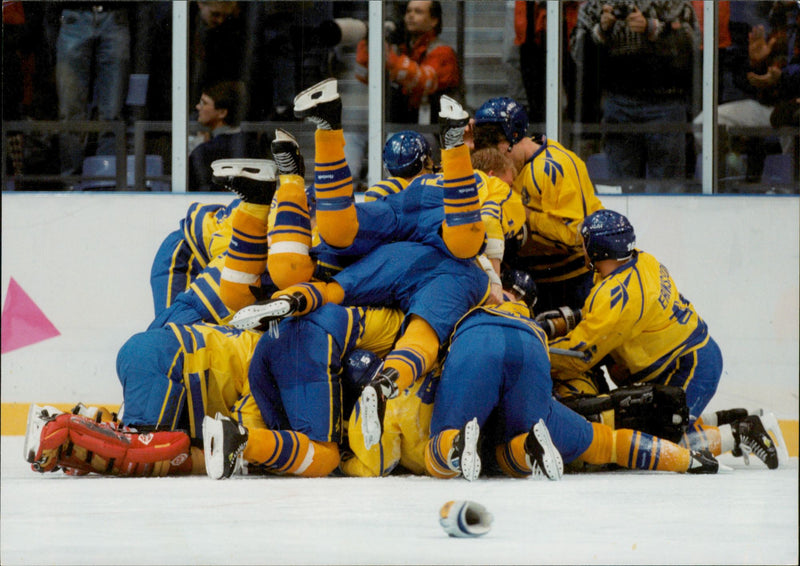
[348,1,461,187]
[692,1,799,184]
[515,1,581,126]
[571,1,700,193]
[188,81,263,192]
[55,2,132,179]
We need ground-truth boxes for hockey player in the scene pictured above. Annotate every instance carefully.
[24,321,268,477]
[149,199,237,318]
[541,209,780,469]
[230,79,509,450]
[148,158,281,329]
[424,269,722,482]
[202,304,406,479]
[471,96,605,313]
[363,130,435,202]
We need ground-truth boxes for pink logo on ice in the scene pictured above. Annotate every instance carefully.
[1,277,61,354]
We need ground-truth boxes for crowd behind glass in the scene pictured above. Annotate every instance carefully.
[2,1,797,194]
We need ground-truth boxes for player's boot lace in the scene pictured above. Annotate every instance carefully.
[438,95,470,150]
[360,368,399,450]
[293,78,342,130]
[203,413,248,480]
[449,417,481,481]
[230,292,305,333]
[271,128,305,177]
[524,418,564,480]
[732,415,779,469]
[210,159,277,205]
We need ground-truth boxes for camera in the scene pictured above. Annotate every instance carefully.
[315,18,367,48]
[612,3,636,19]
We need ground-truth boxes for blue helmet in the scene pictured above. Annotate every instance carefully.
[342,349,383,390]
[580,210,636,263]
[474,97,529,147]
[383,131,432,178]
[501,268,538,311]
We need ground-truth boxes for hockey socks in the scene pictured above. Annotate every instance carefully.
[579,423,696,472]
[440,144,485,259]
[425,429,462,479]
[267,174,314,290]
[382,316,440,394]
[681,421,726,456]
[314,129,358,248]
[243,429,340,477]
[220,203,270,312]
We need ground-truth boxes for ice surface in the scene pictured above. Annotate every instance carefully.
[1,436,797,565]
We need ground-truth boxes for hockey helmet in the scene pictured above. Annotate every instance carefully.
[342,349,383,389]
[580,209,636,263]
[383,131,432,178]
[474,97,529,148]
[501,268,538,311]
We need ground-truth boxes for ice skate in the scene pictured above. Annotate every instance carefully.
[211,159,277,205]
[293,78,342,130]
[450,417,481,482]
[687,449,727,474]
[732,414,780,469]
[23,404,63,465]
[202,413,248,480]
[438,95,469,149]
[230,294,301,331]
[271,128,305,177]
[360,368,399,449]
[524,418,564,480]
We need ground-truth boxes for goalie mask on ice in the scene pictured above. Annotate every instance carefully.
[24,404,194,477]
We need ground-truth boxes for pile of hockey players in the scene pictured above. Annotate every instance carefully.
[25,79,789,487]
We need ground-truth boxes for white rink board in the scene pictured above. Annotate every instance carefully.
[1,193,798,418]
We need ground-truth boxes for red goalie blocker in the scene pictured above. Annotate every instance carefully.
[31,413,196,477]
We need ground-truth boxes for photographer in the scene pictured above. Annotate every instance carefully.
[571,1,701,193]
[355,1,461,124]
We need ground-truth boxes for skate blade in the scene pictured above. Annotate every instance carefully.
[460,418,481,482]
[530,419,563,481]
[210,159,276,181]
[360,387,381,450]
[231,299,293,330]
[760,412,790,467]
[294,78,339,112]
[438,95,468,121]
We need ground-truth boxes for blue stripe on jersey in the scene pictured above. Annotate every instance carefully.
[186,370,207,440]
[191,272,230,322]
[632,321,709,383]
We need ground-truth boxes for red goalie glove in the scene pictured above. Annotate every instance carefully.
[28,410,195,477]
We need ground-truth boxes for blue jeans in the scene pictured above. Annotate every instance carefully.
[602,94,688,193]
[56,8,130,175]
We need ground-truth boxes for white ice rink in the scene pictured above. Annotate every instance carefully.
[1,436,797,566]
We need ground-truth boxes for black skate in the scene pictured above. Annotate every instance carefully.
[438,95,470,149]
[230,292,305,331]
[293,78,342,130]
[360,368,399,449]
[524,418,564,480]
[732,414,780,469]
[202,413,248,479]
[271,128,305,177]
[211,159,277,205]
[450,417,481,481]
